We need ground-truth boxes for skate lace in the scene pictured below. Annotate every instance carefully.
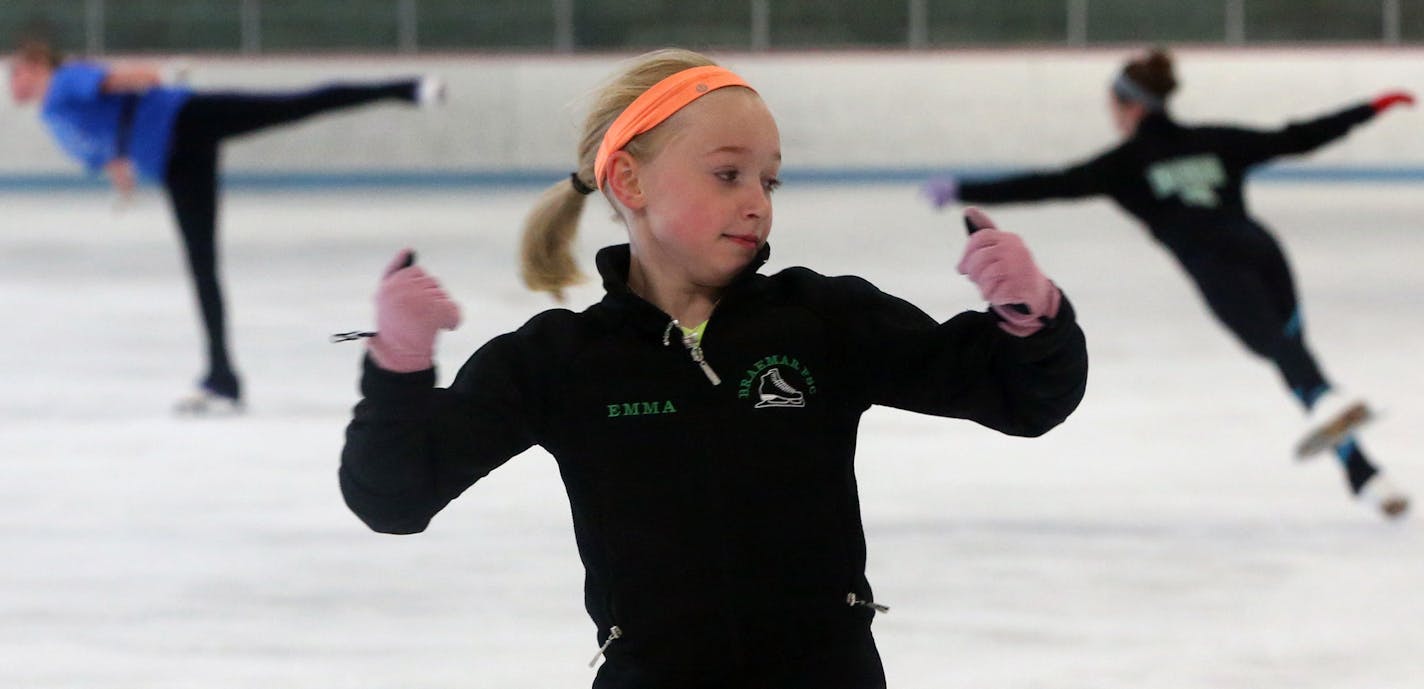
[765,368,800,395]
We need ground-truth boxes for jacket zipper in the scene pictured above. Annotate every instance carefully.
[662,320,721,386]
[588,625,623,668]
[846,592,890,614]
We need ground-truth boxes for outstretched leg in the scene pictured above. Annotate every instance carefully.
[181,80,421,142]
[1181,228,1393,506]
[1247,234,1385,492]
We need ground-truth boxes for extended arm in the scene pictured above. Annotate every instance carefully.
[1220,91,1413,168]
[925,150,1122,209]
[100,64,163,93]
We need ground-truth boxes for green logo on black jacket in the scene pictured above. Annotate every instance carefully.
[607,401,678,418]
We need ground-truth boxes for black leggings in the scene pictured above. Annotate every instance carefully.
[163,81,416,397]
[1176,221,1330,407]
[1176,223,1378,490]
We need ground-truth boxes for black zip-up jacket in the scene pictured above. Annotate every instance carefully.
[958,103,1377,256]
[340,244,1088,688]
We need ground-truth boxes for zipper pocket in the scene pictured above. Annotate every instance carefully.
[846,592,890,614]
[588,625,623,668]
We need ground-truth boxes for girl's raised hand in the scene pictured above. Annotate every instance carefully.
[921,175,959,210]
[1371,90,1415,114]
[368,249,462,373]
[956,207,1061,337]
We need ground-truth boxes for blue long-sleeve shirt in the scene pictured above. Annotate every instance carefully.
[40,62,192,181]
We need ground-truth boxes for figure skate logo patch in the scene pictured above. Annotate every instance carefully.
[754,368,806,408]
[1146,154,1227,208]
[737,354,817,409]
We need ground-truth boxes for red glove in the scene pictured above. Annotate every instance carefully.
[1371,91,1414,114]
[367,249,461,373]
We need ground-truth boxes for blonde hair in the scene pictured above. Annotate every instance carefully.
[519,48,718,299]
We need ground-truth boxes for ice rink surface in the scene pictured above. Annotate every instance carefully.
[2,182,1421,688]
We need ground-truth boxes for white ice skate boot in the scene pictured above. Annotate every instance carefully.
[174,387,244,417]
[417,76,446,108]
[755,368,805,408]
[1295,390,1372,460]
[1358,473,1410,520]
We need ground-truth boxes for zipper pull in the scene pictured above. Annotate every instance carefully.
[846,592,890,614]
[663,319,722,386]
[588,625,622,668]
[682,332,722,386]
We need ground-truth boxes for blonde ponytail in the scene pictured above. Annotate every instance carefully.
[519,179,589,300]
[518,48,718,299]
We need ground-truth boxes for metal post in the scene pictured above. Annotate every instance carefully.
[241,0,262,54]
[751,0,770,51]
[554,0,575,53]
[1066,0,1088,46]
[908,0,928,49]
[84,0,104,55]
[1225,0,1245,44]
[1383,0,1401,44]
[398,0,418,53]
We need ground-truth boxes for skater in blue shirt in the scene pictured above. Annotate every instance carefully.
[9,38,443,412]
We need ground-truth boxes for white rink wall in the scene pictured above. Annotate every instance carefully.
[3,48,1423,179]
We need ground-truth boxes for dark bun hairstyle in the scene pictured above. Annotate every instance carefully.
[1122,48,1178,101]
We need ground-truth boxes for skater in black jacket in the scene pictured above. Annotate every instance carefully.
[341,49,1087,688]
[924,49,1413,518]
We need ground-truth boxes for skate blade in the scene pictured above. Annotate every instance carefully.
[174,392,245,417]
[1295,402,1372,460]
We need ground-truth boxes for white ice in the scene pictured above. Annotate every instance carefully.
[1,183,1421,688]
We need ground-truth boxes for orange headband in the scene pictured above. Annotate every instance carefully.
[593,65,755,190]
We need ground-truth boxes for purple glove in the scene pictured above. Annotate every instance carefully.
[367,249,462,373]
[922,176,959,209]
[956,208,1061,337]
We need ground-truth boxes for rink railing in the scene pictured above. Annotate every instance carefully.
[6,165,1424,193]
[15,0,1422,55]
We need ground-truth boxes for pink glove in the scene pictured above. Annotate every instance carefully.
[956,207,1061,337]
[367,249,461,373]
[922,176,959,209]
[1371,90,1414,114]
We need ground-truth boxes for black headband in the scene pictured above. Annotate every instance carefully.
[569,172,595,196]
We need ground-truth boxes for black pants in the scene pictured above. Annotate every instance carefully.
[163,80,417,398]
[1175,220,1378,490]
[1175,220,1329,406]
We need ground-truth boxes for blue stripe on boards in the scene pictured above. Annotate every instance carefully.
[5,165,1424,192]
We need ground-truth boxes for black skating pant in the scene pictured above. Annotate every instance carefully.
[162,80,417,398]
[1175,219,1376,490]
[1177,220,1326,403]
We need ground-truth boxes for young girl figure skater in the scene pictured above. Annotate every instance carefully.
[8,38,442,413]
[924,49,1413,519]
[340,49,1088,687]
